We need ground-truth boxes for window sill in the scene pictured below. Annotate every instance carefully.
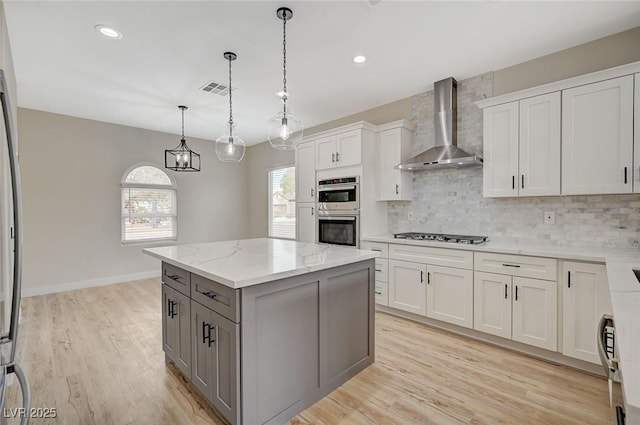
[121,238,177,247]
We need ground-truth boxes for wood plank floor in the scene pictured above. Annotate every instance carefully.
[5,278,615,424]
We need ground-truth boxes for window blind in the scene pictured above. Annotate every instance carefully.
[268,166,296,239]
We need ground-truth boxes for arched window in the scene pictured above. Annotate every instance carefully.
[121,164,177,243]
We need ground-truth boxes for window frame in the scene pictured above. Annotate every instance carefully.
[121,162,178,245]
[267,164,296,240]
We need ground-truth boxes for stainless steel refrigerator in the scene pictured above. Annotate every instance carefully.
[0,68,30,424]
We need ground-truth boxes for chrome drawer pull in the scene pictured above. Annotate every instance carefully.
[502,263,521,268]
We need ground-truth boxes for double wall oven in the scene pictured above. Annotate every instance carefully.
[316,177,360,248]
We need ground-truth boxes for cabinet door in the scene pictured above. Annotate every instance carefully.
[388,259,426,315]
[562,75,634,195]
[161,284,177,360]
[426,266,473,329]
[634,74,640,193]
[519,92,561,196]
[473,272,512,339]
[191,300,213,400]
[296,203,316,243]
[483,102,519,197]
[174,290,192,379]
[296,141,316,203]
[336,130,361,167]
[210,310,240,425]
[562,262,612,364]
[315,135,337,170]
[378,128,402,200]
[512,277,557,351]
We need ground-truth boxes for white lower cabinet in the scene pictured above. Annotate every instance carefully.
[562,262,612,364]
[389,259,427,315]
[474,272,512,339]
[374,281,389,306]
[426,266,473,329]
[512,277,557,351]
[474,271,557,351]
[296,203,315,243]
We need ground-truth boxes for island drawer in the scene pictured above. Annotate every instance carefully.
[389,244,473,270]
[162,262,191,296]
[191,274,240,323]
[361,241,389,258]
[474,252,557,281]
[375,258,388,283]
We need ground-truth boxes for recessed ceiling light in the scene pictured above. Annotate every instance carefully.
[353,55,367,64]
[95,24,123,39]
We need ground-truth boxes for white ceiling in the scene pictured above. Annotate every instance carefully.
[4,1,640,146]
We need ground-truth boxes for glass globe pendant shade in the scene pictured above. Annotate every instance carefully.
[267,109,303,150]
[215,131,246,163]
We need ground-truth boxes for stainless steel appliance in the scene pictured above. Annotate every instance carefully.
[598,314,626,424]
[0,69,31,424]
[393,232,488,245]
[317,177,359,247]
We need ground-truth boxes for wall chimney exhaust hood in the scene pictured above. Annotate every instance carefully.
[396,77,482,171]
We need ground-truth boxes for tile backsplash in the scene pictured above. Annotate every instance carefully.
[388,72,640,250]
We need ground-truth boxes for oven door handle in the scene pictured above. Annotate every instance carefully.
[317,185,357,192]
[598,314,619,377]
[318,216,357,221]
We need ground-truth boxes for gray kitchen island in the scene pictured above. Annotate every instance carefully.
[143,238,376,425]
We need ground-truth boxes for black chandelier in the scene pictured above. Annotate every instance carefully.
[165,105,201,172]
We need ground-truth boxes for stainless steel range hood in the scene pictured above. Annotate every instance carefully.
[396,77,482,171]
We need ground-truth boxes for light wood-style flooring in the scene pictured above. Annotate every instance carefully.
[6,278,615,424]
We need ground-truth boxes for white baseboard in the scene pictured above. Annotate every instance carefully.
[22,270,161,297]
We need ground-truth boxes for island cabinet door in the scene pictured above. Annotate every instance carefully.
[174,291,191,379]
[161,284,177,361]
[389,259,427,316]
[191,301,213,400]
[209,310,240,425]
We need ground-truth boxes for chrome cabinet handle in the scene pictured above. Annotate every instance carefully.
[624,167,628,184]
[567,271,571,288]
[420,270,424,283]
[427,272,431,285]
[512,176,515,190]
[515,285,519,301]
[504,284,508,299]
[502,263,521,268]
[521,174,524,189]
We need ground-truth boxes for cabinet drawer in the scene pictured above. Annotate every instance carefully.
[389,244,473,270]
[191,274,240,323]
[375,259,389,282]
[374,281,388,306]
[361,241,389,258]
[474,252,557,281]
[162,262,191,296]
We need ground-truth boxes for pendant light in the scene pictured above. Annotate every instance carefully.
[267,7,303,150]
[165,105,201,172]
[215,52,246,162]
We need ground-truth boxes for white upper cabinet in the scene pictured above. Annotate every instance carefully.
[377,122,414,201]
[482,92,561,198]
[562,75,634,195]
[519,92,561,196]
[295,141,315,203]
[635,73,640,193]
[482,102,519,197]
[314,130,362,170]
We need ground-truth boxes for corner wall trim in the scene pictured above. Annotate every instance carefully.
[22,270,161,297]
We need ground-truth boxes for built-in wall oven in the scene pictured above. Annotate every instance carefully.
[317,177,360,248]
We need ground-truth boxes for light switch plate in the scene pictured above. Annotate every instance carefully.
[544,211,556,225]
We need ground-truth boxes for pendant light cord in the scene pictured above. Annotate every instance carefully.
[180,107,185,142]
[228,55,234,138]
[282,16,287,115]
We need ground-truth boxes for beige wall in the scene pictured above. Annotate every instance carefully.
[493,26,640,96]
[18,108,249,294]
[246,141,294,237]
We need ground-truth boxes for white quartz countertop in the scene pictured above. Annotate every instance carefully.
[361,234,638,262]
[143,238,377,289]
[363,233,640,420]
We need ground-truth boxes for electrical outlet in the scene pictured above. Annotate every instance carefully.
[408,211,415,221]
[544,211,556,225]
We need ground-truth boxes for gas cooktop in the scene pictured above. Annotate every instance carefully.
[393,232,488,245]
